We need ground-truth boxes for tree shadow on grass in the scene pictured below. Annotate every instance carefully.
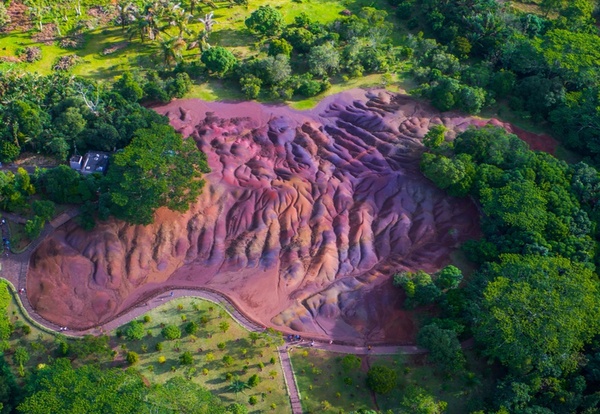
[210,28,255,48]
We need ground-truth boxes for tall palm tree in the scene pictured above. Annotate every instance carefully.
[167,5,194,38]
[116,1,137,31]
[158,36,187,67]
[142,2,163,41]
[127,17,149,42]
[187,0,200,15]
[188,11,217,52]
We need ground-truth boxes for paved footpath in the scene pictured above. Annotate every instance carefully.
[278,346,304,414]
[0,209,426,414]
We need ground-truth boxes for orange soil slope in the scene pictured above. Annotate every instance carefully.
[27,90,554,344]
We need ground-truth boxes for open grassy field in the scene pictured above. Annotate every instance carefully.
[111,297,291,413]
[1,290,291,413]
[0,0,407,102]
[291,348,496,413]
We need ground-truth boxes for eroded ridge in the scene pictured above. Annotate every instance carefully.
[28,90,481,343]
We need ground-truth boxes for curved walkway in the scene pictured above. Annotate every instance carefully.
[1,209,425,414]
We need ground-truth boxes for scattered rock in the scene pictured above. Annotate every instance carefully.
[101,42,128,56]
[53,54,81,71]
[87,6,116,26]
[0,55,20,63]
[31,23,58,45]
[59,34,84,50]
[16,46,42,62]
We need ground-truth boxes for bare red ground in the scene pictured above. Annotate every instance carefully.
[472,118,558,154]
[26,90,546,344]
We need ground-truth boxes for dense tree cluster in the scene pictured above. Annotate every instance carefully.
[414,125,600,412]
[18,359,235,414]
[0,70,206,228]
[393,265,463,308]
[204,6,400,100]
[392,0,600,164]
[0,71,189,162]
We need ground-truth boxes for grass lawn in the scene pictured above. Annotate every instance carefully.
[0,0,408,103]
[291,348,496,413]
[0,0,352,80]
[4,282,62,379]
[112,297,291,413]
[291,348,375,413]
[1,292,292,413]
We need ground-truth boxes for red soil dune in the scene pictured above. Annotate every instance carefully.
[27,90,552,344]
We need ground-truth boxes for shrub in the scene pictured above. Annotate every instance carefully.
[179,351,194,365]
[58,341,69,356]
[245,5,284,37]
[240,75,262,99]
[201,47,237,77]
[249,395,258,405]
[143,315,151,323]
[248,374,260,387]
[222,354,234,366]
[217,342,226,350]
[0,141,20,163]
[53,55,81,71]
[366,365,397,394]
[16,47,42,63]
[342,354,362,374]
[161,325,181,340]
[125,320,146,341]
[158,355,166,364]
[185,321,199,335]
[155,342,163,351]
[296,78,322,97]
[126,351,139,365]
[268,38,293,57]
[166,73,192,99]
[25,216,44,239]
